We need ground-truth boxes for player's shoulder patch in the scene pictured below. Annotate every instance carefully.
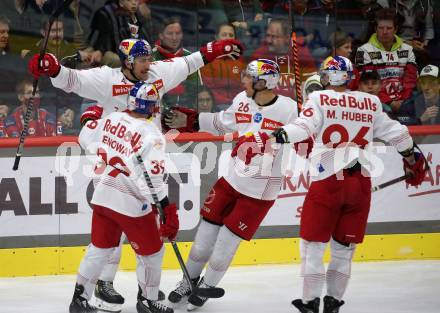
[152,79,164,91]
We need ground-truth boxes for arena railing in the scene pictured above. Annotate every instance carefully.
[0,125,439,148]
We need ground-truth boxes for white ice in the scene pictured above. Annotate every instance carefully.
[1,261,439,313]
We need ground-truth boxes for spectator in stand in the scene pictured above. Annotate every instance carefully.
[0,102,10,138]
[251,17,317,99]
[200,23,245,108]
[19,18,83,121]
[197,86,216,113]
[355,8,417,115]
[0,16,28,105]
[358,69,393,114]
[86,0,148,67]
[4,79,56,137]
[57,107,79,135]
[327,31,362,90]
[21,19,77,60]
[388,0,434,68]
[152,16,198,109]
[0,15,26,94]
[427,0,440,66]
[0,16,9,56]
[223,0,264,38]
[415,65,440,125]
[329,31,353,59]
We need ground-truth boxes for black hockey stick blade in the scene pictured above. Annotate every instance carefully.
[169,241,225,299]
[371,174,410,192]
[193,286,225,298]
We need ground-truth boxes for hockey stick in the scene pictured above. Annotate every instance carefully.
[371,174,410,193]
[372,144,430,192]
[135,154,225,299]
[289,1,303,111]
[12,0,74,171]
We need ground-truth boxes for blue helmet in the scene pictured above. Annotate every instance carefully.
[118,39,152,64]
[128,82,159,115]
[319,56,353,86]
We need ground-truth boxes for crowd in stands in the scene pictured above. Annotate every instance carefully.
[0,0,439,138]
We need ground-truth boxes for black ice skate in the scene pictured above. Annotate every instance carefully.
[186,277,212,311]
[137,293,174,313]
[94,280,124,312]
[168,276,200,303]
[291,297,320,313]
[69,284,98,313]
[137,285,166,302]
[323,295,345,313]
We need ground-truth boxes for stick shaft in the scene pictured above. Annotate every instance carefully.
[371,174,410,192]
[135,154,195,293]
[12,0,74,171]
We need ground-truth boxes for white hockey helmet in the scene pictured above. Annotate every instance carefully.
[243,59,280,90]
[319,56,353,86]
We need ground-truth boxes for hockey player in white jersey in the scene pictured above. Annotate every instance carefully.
[164,59,299,310]
[268,56,427,313]
[28,37,243,311]
[69,82,178,313]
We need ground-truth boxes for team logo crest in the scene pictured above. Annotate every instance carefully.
[254,112,262,123]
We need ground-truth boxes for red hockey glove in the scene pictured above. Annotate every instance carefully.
[231,132,271,165]
[294,137,314,158]
[403,152,427,187]
[80,105,103,126]
[200,39,244,63]
[159,203,179,241]
[162,106,198,133]
[28,53,61,78]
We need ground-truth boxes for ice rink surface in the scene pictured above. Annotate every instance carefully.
[1,261,439,313]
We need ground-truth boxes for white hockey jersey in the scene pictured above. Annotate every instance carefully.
[283,89,413,181]
[51,52,205,120]
[79,112,167,217]
[199,91,299,200]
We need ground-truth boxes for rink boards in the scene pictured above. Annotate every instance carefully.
[0,141,439,277]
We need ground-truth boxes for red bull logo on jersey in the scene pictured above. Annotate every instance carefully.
[103,119,142,152]
[320,94,377,112]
